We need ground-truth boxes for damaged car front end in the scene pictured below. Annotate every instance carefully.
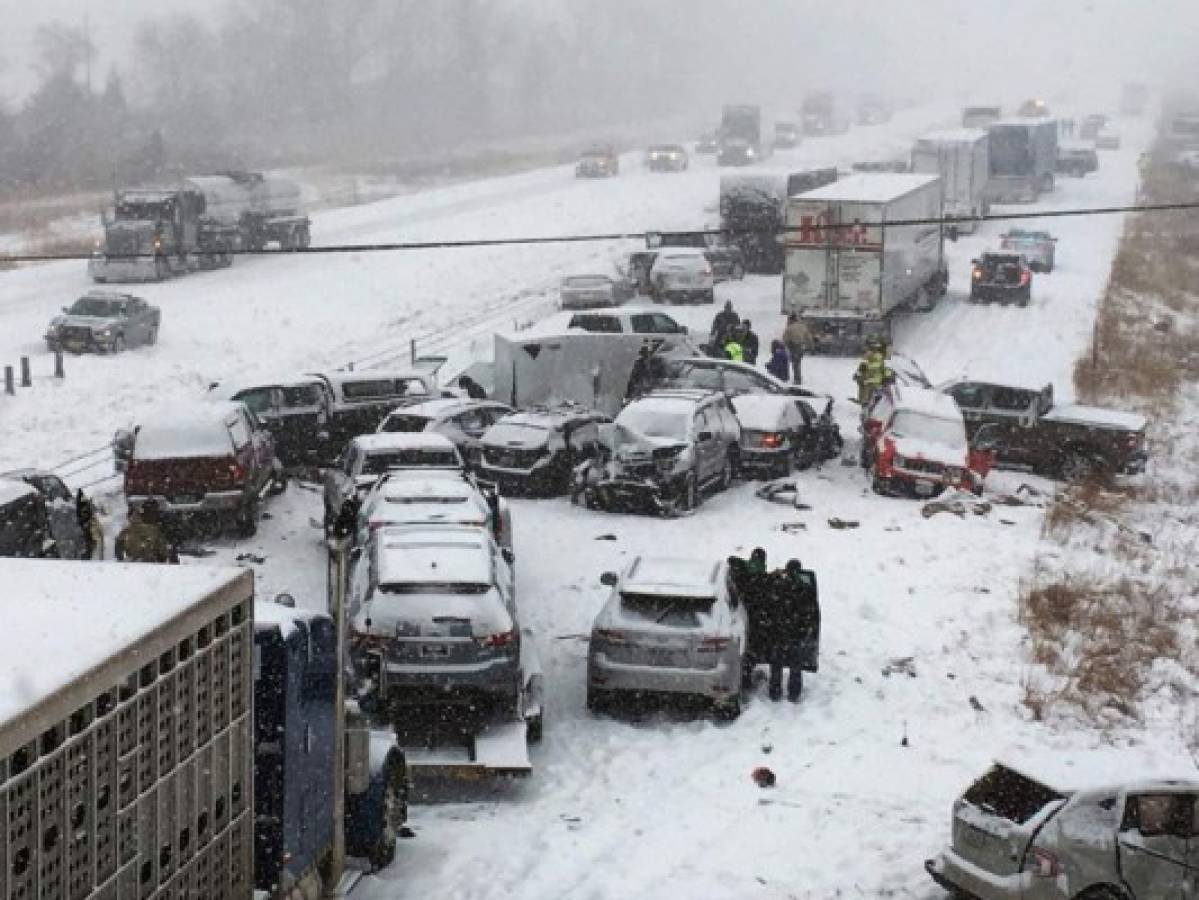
[577,425,693,516]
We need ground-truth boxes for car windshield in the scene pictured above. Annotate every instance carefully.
[69,297,125,317]
[363,449,459,473]
[378,582,491,594]
[380,415,432,433]
[890,411,965,448]
[617,407,689,440]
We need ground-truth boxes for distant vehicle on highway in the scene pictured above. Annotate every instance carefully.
[1080,113,1109,139]
[1055,144,1099,177]
[576,145,620,178]
[649,249,715,305]
[961,105,1002,129]
[560,274,636,310]
[970,252,1032,305]
[694,132,719,154]
[645,144,689,172]
[1017,98,1051,117]
[1095,129,1122,150]
[1000,229,1056,272]
[567,308,687,336]
[45,291,160,353]
[717,138,759,167]
[773,121,801,148]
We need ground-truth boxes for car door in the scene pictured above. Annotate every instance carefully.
[1116,792,1196,898]
[693,408,721,482]
[983,385,1040,466]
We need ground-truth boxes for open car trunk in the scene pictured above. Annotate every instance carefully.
[951,763,1067,878]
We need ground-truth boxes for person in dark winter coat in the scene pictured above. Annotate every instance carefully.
[456,374,487,400]
[765,340,790,382]
[761,559,821,701]
[115,501,177,564]
[625,347,655,402]
[740,321,760,365]
[76,489,103,559]
[738,548,772,688]
[711,301,740,347]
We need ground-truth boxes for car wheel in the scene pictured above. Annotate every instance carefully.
[773,454,794,479]
[526,710,543,744]
[704,290,715,304]
[1059,449,1099,481]
[235,500,258,538]
[112,335,126,353]
[871,475,891,496]
[731,262,745,280]
[367,759,407,871]
[678,471,699,512]
[714,695,741,721]
[586,686,610,714]
[718,454,734,491]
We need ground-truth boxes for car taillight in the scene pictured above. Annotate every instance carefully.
[698,636,730,652]
[971,266,982,280]
[479,629,515,648]
[1027,847,1059,877]
[227,462,245,485]
[594,628,627,644]
[760,432,784,449]
[877,438,895,473]
[1019,271,1030,286]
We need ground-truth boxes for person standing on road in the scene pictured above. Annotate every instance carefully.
[782,313,812,384]
[76,489,103,559]
[723,332,744,362]
[765,340,790,382]
[853,339,887,406]
[736,548,771,690]
[761,560,817,703]
[740,320,760,366]
[711,301,740,347]
[115,501,177,564]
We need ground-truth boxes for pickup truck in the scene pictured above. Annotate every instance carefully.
[124,400,286,537]
[939,377,1147,479]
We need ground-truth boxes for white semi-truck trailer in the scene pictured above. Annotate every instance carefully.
[782,173,947,354]
[985,118,1058,203]
[910,129,990,233]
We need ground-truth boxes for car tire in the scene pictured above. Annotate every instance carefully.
[871,475,891,496]
[703,290,715,304]
[367,758,407,871]
[1059,449,1099,482]
[772,454,794,479]
[718,454,734,491]
[112,335,126,354]
[586,686,610,714]
[714,695,741,721]
[731,262,745,280]
[526,710,543,744]
[679,471,699,512]
[235,500,258,538]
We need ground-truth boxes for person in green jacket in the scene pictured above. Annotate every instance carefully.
[115,501,177,564]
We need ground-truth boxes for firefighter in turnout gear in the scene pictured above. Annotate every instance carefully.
[853,339,888,406]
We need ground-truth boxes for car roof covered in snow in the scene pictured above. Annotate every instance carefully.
[622,556,723,598]
[133,401,245,460]
[208,372,326,398]
[731,394,805,430]
[994,749,1199,796]
[375,524,494,586]
[914,128,988,144]
[793,172,940,203]
[622,392,708,418]
[0,561,248,738]
[937,370,1050,394]
[0,478,38,506]
[890,385,963,420]
[351,432,458,455]
[384,398,506,421]
[374,474,481,502]
[496,406,604,428]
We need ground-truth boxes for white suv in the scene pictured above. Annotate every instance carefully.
[650,249,715,305]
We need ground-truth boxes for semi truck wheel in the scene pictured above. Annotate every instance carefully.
[367,760,407,871]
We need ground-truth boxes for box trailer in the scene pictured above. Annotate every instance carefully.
[0,561,256,900]
[911,129,991,233]
[492,331,697,418]
[782,173,947,354]
[985,118,1058,202]
[718,168,838,274]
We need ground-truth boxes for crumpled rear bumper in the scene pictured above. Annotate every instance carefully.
[586,478,671,514]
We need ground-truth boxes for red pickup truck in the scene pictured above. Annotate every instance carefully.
[124,401,285,537]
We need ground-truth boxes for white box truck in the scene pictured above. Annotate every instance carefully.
[911,129,990,233]
[782,173,947,354]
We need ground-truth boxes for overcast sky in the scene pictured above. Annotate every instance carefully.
[0,0,1193,111]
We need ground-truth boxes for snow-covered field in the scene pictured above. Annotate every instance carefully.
[0,104,1193,898]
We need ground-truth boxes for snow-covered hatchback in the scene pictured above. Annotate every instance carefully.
[588,556,746,719]
[927,761,1199,900]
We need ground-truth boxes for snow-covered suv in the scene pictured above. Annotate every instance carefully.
[583,389,741,513]
[649,249,716,305]
[588,555,747,718]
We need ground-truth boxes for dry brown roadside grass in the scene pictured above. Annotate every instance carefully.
[1019,142,1199,730]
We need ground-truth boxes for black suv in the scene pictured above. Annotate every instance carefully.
[478,405,609,496]
[970,253,1031,305]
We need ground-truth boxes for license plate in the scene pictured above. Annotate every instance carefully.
[421,644,450,658]
[173,495,200,504]
[914,482,934,497]
[66,341,84,351]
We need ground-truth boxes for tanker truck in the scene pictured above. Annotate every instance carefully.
[89,171,311,283]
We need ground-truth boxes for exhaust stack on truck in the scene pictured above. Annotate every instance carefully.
[782,173,947,354]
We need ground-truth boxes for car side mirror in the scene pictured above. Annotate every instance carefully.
[600,571,618,587]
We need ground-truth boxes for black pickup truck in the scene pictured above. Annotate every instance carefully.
[939,377,1147,479]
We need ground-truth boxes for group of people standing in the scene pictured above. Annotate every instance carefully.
[709,303,814,386]
[729,548,821,703]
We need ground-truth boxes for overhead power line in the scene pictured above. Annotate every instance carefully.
[2,201,1198,264]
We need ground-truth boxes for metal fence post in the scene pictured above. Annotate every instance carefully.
[4,366,13,395]
[20,356,30,387]
[410,338,417,365]
[54,351,64,379]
